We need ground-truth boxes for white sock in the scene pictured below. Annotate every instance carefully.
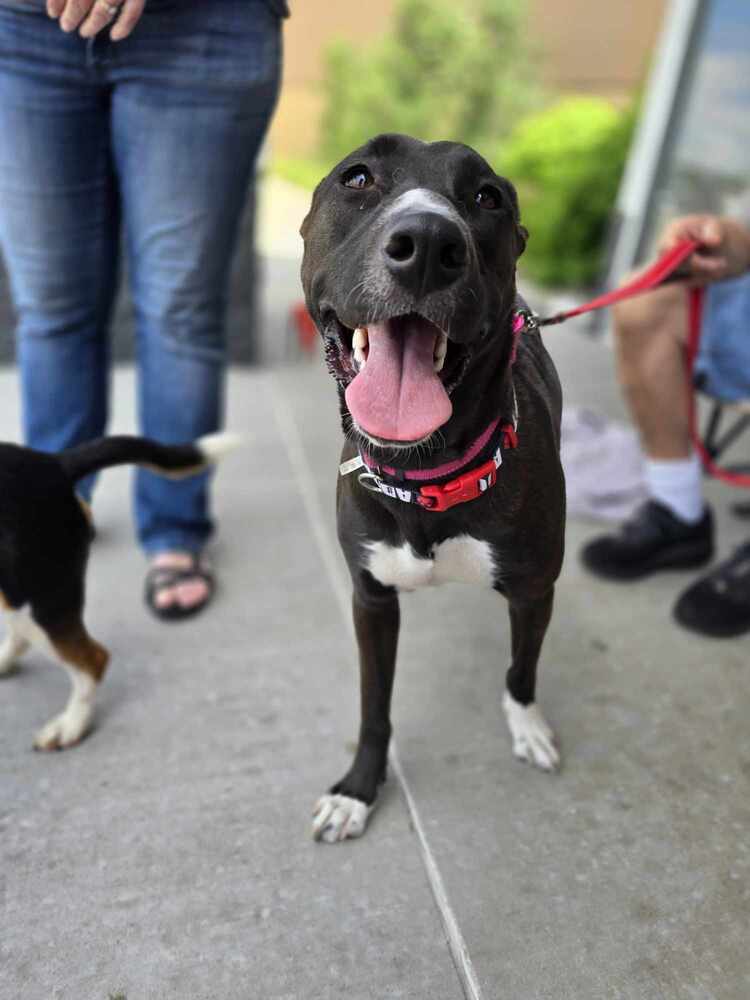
[644,453,704,524]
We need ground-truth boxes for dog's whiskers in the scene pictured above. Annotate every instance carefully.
[342,278,370,315]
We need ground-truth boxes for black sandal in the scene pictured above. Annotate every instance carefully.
[144,555,215,622]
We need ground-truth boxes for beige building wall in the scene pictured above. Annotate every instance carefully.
[270,0,666,159]
[271,0,396,158]
[529,0,667,97]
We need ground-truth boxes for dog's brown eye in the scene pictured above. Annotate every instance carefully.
[342,166,374,190]
[475,186,502,210]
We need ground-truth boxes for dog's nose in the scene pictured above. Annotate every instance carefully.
[382,212,467,296]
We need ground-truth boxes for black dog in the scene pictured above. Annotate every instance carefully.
[301,134,565,842]
[0,433,236,750]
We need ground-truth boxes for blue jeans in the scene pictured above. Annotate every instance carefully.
[695,274,750,403]
[0,0,281,553]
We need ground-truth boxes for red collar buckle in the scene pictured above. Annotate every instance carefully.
[418,457,499,512]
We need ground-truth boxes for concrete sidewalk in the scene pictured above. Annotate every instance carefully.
[2,341,750,998]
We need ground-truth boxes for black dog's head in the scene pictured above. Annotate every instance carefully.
[301,133,527,449]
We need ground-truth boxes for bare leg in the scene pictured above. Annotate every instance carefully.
[613,283,691,460]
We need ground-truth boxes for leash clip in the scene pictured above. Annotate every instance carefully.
[523,311,540,333]
[357,471,384,494]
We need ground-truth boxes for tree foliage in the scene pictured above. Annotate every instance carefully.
[500,97,636,287]
[320,0,538,163]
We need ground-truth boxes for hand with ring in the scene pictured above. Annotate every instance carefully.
[46,0,146,42]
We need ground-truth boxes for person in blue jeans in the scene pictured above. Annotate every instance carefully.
[0,0,285,619]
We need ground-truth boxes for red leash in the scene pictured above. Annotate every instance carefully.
[535,239,750,490]
[535,239,700,326]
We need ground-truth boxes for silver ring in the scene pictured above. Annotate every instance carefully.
[357,472,385,494]
[101,0,123,16]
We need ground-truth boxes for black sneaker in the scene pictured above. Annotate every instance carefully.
[674,541,750,637]
[581,500,714,581]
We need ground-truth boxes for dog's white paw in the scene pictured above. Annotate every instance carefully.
[34,704,93,751]
[312,793,373,843]
[502,690,560,772]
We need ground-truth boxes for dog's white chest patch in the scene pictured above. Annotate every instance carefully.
[366,536,496,590]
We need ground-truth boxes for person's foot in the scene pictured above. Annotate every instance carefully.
[674,541,750,637]
[144,552,214,621]
[580,500,714,581]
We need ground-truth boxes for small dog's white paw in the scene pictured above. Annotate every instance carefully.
[502,690,560,772]
[312,793,373,843]
[34,704,93,751]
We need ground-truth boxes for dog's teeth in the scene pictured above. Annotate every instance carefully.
[433,333,448,372]
[352,327,368,371]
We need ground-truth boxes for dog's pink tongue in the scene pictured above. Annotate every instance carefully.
[345,317,452,441]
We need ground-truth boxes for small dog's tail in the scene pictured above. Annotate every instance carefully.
[58,432,243,485]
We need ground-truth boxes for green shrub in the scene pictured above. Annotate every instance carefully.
[500,97,636,287]
[319,0,539,165]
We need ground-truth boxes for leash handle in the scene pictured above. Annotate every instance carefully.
[536,239,701,326]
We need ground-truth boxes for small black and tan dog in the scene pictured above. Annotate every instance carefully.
[301,134,565,842]
[0,433,236,750]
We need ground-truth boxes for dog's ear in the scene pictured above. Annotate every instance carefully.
[497,177,527,259]
[515,223,528,258]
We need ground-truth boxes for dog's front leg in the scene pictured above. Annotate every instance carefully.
[501,588,560,772]
[312,581,399,843]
